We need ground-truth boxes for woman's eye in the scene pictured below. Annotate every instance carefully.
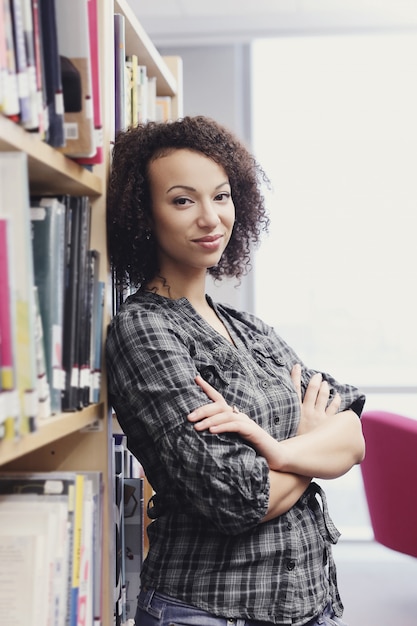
[173,197,191,206]
[215,192,230,202]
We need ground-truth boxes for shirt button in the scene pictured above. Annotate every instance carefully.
[227,620,236,624]
[287,522,292,530]
[274,416,280,424]
[286,559,296,571]
[261,380,269,388]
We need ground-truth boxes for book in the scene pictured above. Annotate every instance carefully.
[0,472,77,626]
[114,13,126,134]
[31,0,48,140]
[76,0,103,166]
[20,0,39,130]
[0,152,38,435]
[0,217,16,439]
[2,0,20,120]
[0,218,14,393]
[81,249,99,407]
[79,471,103,626]
[75,197,91,408]
[31,196,66,415]
[10,0,32,125]
[155,95,172,122]
[33,285,52,419]
[136,65,148,123]
[61,195,81,412]
[0,0,7,114]
[0,505,58,624]
[90,277,104,404]
[146,75,157,122]
[55,0,95,158]
[77,475,94,626]
[124,54,137,128]
[70,473,85,626]
[38,0,65,147]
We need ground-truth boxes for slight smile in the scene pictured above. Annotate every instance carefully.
[192,234,224,250]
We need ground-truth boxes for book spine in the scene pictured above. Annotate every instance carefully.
[10,0,32,125]
[33,285,52,419]
[20,0,39,130]
[62,196,80,411]
[2,0,20,119]
[55,0,95,158]
[31,0,49,140]
[114,13,126,135]
[76,0,103,166]
[38,0,65,147]
[70,473,85,626]
[31,198,66,415]
[0,152,38,436]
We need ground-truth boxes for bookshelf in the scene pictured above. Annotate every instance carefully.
[0,1,182,625]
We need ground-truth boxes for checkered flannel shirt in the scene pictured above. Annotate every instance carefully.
[106,291,365,625]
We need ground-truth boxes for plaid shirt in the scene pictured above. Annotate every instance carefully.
[106,291,365,625]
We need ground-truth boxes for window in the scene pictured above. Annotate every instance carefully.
[251,33,417,537]
[251,33,417,416]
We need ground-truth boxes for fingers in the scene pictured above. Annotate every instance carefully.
[303,372,325,406]
[194,375,223,402]
[188,375,231,422]
[303,371,340,414]
[291,363,302,401]
[189,407,243,432]
[326,391,341,415]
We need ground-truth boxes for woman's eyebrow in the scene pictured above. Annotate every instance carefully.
[166,184,196,193]
[166,181,230,194]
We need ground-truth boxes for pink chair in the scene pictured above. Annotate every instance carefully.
[360,410,417,558]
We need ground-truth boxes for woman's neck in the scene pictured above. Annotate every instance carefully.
[146,272,207,308]
[147,273,234,344]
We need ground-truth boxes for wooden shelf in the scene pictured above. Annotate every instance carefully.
[0,403,105,466]
[0,115,102,197]
[114,0,177,97]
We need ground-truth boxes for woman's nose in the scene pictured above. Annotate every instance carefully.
[197,200,221,228]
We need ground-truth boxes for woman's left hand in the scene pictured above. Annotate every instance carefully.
[187,375,256,437]
[187,376,285,466]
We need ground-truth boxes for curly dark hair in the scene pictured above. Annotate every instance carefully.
[107,115,270,291]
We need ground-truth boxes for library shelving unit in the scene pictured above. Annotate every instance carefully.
[0,1,182,625]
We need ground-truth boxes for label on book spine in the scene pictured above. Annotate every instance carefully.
[70,367,79,387]
[23,389,38,417]
[55,92,64,115]
[53,367,65,391]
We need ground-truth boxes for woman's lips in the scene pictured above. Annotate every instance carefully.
[192,234,223,249]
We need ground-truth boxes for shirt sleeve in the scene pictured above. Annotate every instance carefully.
[106,307,270,536]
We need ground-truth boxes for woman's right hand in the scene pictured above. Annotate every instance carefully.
[291,364,341,436]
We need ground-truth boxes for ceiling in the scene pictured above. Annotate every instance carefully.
[128,0,417,47]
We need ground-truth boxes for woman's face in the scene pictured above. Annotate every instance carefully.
[148,148,235,277]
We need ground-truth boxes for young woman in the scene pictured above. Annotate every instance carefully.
[106,116,365,626]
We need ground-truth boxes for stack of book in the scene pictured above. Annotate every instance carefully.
[0,470,104,626]
[0,0,103,165]
[114,13,174,134]
[0,152,106,440]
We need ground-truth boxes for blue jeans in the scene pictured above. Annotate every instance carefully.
[134,588,348,626]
